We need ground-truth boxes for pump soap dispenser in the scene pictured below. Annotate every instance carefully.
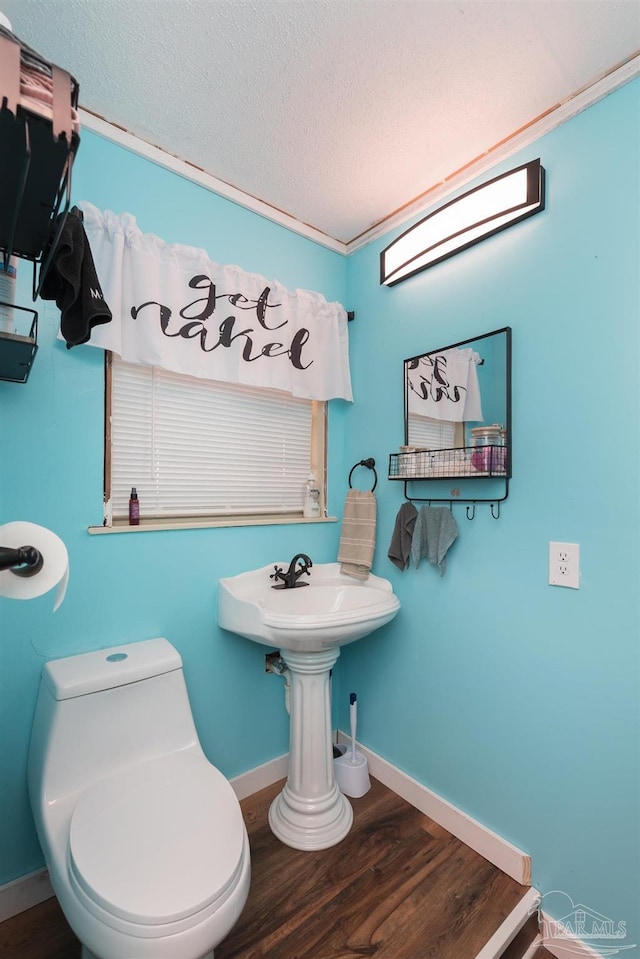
[303,473,321,518]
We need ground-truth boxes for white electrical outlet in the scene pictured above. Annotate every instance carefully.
[549,542,580,589]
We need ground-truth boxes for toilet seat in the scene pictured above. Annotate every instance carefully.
[68,751,245,928]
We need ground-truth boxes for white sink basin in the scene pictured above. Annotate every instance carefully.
[218,562,400,652]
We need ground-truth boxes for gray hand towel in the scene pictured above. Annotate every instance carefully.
[388,502,418,571]
[338,489,377,580]
[411,506,458,575]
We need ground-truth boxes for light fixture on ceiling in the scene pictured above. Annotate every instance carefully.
[380,158,545,286]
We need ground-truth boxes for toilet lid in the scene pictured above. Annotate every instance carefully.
[69,751,246,926]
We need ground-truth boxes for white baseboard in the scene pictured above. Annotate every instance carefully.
[339,731,531,886]
[230,751,288,800]
[0,868,53,924]
[474,886,540,959]
[521,937,544,959]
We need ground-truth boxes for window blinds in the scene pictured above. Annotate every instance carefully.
[408,416,456,450]
[109,357,314,520]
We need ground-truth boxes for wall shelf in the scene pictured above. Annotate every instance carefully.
[0,303,38,383]
[388,447,510,517]
[389,445,509,482]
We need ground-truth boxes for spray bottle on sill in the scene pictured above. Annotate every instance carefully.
[303,473,321,518]
[128,487,140,525]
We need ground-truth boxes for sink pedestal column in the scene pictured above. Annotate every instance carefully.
[269,646,353,850]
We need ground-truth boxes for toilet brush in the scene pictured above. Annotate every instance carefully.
[333,691,371,797]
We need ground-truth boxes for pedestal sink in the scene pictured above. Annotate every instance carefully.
[218,562,400,850]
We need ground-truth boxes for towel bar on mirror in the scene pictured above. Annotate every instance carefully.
[396,477,509,519]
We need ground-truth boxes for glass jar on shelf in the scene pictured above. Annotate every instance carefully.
[470,424,505,473]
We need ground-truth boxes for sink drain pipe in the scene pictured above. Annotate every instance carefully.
[266,652,291,715]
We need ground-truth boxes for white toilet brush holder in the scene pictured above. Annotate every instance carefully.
[334,744,371,798]
[333,692,371,798]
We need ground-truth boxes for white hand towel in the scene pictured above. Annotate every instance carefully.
[338,490,377,580]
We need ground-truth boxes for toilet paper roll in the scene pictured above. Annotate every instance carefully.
[0,522,69,611]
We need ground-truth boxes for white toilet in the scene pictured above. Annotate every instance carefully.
[28,637,251,959]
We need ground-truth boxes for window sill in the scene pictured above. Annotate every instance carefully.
[88,515,337,534]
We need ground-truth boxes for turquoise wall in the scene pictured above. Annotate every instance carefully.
[339,78,640,952]
[1,77,638,956]
[0,129,348,882]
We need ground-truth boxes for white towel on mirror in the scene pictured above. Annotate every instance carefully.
[408,347,483,422]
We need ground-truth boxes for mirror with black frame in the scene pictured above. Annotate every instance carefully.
[398,327,511,480]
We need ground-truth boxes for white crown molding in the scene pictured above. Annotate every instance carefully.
[77,111,348,256]
[78,55,638,260]
[347,54,640,255]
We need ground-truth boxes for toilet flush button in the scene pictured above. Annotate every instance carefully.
[106,653,128,662]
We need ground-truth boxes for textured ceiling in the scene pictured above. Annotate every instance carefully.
[2,0,639,244]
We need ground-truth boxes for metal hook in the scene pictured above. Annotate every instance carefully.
[490,502,501,519]
[466,504,476,521]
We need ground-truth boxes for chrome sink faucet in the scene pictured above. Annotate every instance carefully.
[270,554,313,589]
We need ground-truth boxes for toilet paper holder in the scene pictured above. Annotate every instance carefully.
[0,544,43,575]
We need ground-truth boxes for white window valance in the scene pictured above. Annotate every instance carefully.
[77,202,353,402]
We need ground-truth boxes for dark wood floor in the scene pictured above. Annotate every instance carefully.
[0,777,553,959]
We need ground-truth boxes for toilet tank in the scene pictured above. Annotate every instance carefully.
[28,638,204,804]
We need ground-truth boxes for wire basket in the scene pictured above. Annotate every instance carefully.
[388,445,508,480]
